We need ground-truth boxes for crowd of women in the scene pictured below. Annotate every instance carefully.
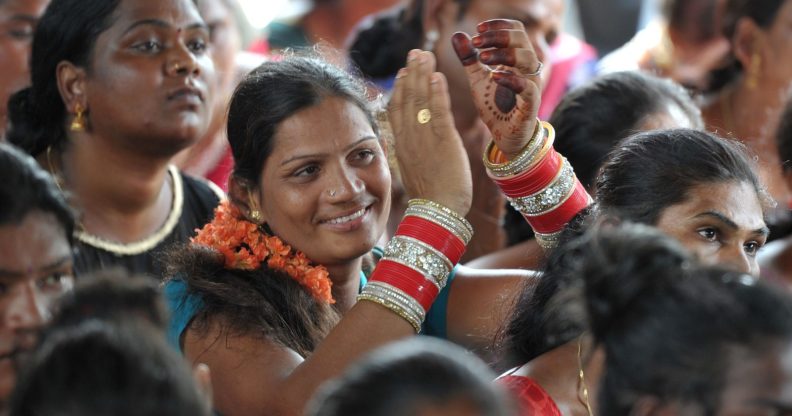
[2,0,792,415]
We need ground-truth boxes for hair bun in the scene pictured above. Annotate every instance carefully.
[6,87,49,156]
[349,9,422,79]
[564,222,691,339]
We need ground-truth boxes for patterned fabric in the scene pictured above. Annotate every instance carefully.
[497,375,562,416]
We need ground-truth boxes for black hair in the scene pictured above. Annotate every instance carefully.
[595,128,767,224]
[568,223,792,415]
[777,93,792,172]
[9,321,211,416]
[708,0,786,92]
[348,0,472,79]
[227,55,377,186]
[0,143,74,244]
[554,72,702,191]
[499,128,766,366]
[164,245,340,357]
[50,268,169,332]
[307,337,514,416]
[505,72,702,246]
[6,0,122,156]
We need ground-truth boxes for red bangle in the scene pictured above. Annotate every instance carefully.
[370,260,439,311]
[524,180,590,234]
[494,149,563,197]
[396,216,466,264]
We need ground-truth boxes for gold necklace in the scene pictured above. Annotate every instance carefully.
[46,145,67,194]
[577,335,594,416]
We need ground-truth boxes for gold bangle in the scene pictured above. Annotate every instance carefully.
[406,199,474,244]
[358,282,424,333]
[483,119,549,177]
[534,230,564,251]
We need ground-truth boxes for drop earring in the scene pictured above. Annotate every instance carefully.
[70,104,86,132]
[747,51,761,89]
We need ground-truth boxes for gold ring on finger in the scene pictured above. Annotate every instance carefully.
[417,108,432,124]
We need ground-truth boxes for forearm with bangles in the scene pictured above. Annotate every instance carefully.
[358,199,473,332]
[484,120,592,250]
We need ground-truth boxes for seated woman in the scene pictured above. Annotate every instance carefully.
[496,128,770,415]
[567,222,792,415]
[0,143,75,410]
[6,0,222,278]
[468,70,703,270]
[166,18,573,416]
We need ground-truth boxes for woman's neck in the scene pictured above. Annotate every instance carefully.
[56,133,174,243]
[326,257,364,314]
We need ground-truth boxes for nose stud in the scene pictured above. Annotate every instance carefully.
[328,189,336,197]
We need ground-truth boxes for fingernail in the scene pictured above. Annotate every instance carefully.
[396,68,407,78]
[480,51,491,61]
[471,35,482,47]
[408,50,417,61]
[430,73,440,84]
[419,52,429,64]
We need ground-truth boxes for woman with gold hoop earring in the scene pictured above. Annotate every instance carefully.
[6,0,223,278]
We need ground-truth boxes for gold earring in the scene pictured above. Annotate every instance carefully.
[247,188,263,223]
[70,104,85,132]
[747,52,761,89]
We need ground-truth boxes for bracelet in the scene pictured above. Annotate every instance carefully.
[493,149,563,197]
[405,199,474,245]
[358,281,424,333]
[483,120,555,177]
[522,182,592,234]
[359,199,470,333]
[395,216,466,265]
[382,235,452,288]
[534,230,564,251]
[507,157,576,216]
[369,260,439,312]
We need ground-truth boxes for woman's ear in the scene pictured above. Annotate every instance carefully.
[732,16,764,70]
[228,177,266,223]
[56,61,88,120]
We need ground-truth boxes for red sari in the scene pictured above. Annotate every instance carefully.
[497,375,562,416]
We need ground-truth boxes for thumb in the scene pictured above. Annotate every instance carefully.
[452,32,488,79]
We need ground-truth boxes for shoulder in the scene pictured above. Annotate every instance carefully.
[178,170,223,220]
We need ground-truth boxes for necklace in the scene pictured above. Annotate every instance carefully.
[577,335,594,416]
[46,145,67,194]
[719,88,737,138]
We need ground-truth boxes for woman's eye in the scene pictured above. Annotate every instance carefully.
[39,273,69,289]
[187,38,208,54]
[7,27,34,40]
[744,241,762,256]
[697,228,718,241]
[133,40,162,53]
[295,165,320,177]
[354,149,376,161]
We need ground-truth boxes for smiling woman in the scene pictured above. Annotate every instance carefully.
[6,0,222,278]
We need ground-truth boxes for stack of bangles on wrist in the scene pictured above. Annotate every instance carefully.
[483,119,592,250]
[358,199,473,332]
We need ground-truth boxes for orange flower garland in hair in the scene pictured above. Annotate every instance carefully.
[192,200,334,304]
